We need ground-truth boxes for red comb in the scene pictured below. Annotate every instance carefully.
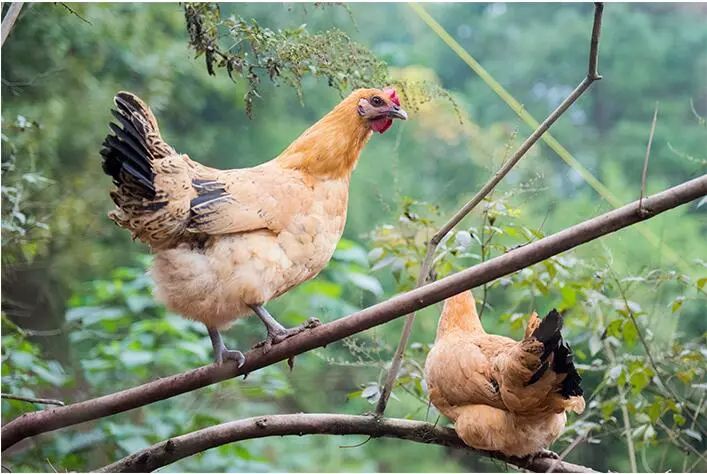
[384,87,400,106]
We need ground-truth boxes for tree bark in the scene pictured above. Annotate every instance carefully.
[96,414,597,473]
[1,3,23,47]
[2,174,705,451]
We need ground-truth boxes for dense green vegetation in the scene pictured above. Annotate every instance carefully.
[1,3,705,472]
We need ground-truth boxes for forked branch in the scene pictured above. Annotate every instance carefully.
[2,174,704,452]
[375,1,605,415]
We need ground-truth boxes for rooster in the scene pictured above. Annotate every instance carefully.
[424,291,584,458]
[101,88,407,366]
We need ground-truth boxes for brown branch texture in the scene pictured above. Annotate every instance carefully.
[2,174,705,453]
[97,414,597,473]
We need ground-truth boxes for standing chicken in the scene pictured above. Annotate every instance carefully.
[424,291,585,458]
[101,88,407,366]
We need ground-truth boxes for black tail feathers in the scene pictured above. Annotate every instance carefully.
[101,92,158,201]
[528,309,583,398]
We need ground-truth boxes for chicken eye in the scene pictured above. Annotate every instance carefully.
[370,96,384,107]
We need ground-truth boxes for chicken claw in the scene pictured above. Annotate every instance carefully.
[250,304,321,352]
[208,327,246,368]
[527,449,560,461]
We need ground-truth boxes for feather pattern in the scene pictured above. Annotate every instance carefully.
[424,291,585,457]
[101,88,400,330]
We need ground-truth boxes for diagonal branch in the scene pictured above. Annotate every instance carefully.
[2,174,705,452]
[96,414,597,473]
[1,2,23,47]
[374,2,604,415]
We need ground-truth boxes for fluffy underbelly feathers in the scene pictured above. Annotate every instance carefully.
[151,208,346,329]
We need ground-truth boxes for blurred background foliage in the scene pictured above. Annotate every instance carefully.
[1,2,705,472]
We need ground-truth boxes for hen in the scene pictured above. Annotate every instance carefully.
[101,88,407,366]
[424,291,585,458]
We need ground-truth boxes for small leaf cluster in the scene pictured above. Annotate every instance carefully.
[183,3,388,116]
[1,115,52,265]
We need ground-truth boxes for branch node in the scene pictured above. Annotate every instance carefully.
[255,418,268,429]
[164,439,176,453]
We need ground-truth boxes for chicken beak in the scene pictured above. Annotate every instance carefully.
[387,105,408,120]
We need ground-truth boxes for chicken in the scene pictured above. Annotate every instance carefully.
[100,88,407,366]
[424,291,585,458]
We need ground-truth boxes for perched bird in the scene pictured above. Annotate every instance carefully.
[101,88,407,366]
[424,291,585,458]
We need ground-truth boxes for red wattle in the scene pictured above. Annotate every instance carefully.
[371,117,393,134]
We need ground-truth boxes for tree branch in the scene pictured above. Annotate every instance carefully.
[96,414,597,473]
[1,2,23,47]
[375,1,605,415]
[2,174,705,452]
[1,393,65,407]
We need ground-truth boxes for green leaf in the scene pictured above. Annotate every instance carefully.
[670,296,685,313]
[589,334,602,356]
[622,319,638,346]
[683,429,702,442]
[334,239,369,266]
[347,273,383,297]
[561,286,577,308]
[119,351,153,367]
[629,368,651,393]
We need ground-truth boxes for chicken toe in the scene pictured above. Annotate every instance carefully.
[527,448,560,461]
[208,327,246,367]
[250,304,321,352]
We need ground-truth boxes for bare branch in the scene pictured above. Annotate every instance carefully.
[587,3,604,80]
[59,3,91,25]
[2,174,705,452]
[96,414,597,473]
[639,104,658,215]
[375,1,605,415]
[1,393,65,407]
[1,2,23,47]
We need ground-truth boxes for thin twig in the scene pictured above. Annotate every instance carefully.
[656,419,707,466]
[2,175,705,452]
[611,272,707,437]
[639,104,659,215]
[600,328,638,472]
[375,1,605,416]
[58,3,91,24]
[45,458,58,473]
[546,430,592,474]
[1,393,65,406]
[1,2,23,47]
[96,414,597,473]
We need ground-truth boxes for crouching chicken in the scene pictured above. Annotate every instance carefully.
[424,291,585,458]
[101,88,407,366]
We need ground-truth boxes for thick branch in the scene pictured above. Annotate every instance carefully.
[375,1,604,415]
[2,174,705,451]
[96,414,596,473]
[1,2,23,47]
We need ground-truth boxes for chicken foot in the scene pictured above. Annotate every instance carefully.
[208,328,246,368]
[249,304,321,352]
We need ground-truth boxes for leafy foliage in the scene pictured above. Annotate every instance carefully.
[1,2,705,473]
[183,3,388,116]
[1,115,52,265]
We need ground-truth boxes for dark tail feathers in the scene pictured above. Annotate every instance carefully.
[100,92,165,203]
[527,309,583,398]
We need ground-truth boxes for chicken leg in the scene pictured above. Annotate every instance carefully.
[208,327,246,367]
[249,304,320,352]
